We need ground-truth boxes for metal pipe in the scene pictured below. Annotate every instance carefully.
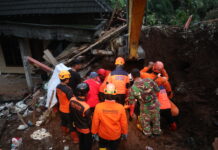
[27,56,53,72]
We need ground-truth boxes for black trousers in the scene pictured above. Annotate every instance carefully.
[59,112,75,132]
[99,137,121,150]
[115,94,126,105]
[79,132,92,150]
[160,109,175,124]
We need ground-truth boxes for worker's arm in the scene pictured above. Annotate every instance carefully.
[91,106,100,134]
[127,87,138,117]
[84,107,92,127]
[140,66,150,73]
[120,107,128,135]
[152,79,160,93]
[163,80,173,98]
[66,86,74,100]
[140,66,153,79]
[161,69,169,80]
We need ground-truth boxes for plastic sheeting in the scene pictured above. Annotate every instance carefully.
[46,63,70,108]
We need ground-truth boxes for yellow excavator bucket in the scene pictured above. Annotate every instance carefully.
[128,0,147,59]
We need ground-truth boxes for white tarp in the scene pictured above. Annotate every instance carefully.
[46,63,70,108]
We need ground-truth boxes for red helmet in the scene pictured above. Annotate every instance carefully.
[97,68,106,77]
[153,61,164,73]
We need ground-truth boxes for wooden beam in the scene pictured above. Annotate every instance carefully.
[19,39,33,92]
[43,49,58,66]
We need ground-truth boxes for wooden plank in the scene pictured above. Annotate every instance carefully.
[43,55,52,64]
[43,49,58,66]
[19,39,33,92]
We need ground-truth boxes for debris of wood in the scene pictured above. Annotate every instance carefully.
[106,1,119,29]
[43,49,59,66]
[41,90,55,125]
[81,57,96,69]
[91,49,114,56]
[79,66,92,78]
[65,24,127,64]
[16,111,28,126]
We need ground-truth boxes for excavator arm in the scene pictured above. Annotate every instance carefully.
[128,0,147,59]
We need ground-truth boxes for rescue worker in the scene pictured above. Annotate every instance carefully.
[158,86,178,131]
[68,59,82,94]
[97,68,111,102]
[106,57,130,105]
[92,83,128,150]
[128,69,161,136]
[70,83,92,150]
[56,70,79,143]
[140,61,173,98]
[84,72,100,112]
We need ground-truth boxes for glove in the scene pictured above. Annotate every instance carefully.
[129,104,135,118]
[92,134,99,141]
[121,134,128,140]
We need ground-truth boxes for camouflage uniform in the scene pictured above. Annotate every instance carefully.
[128,78,161,136]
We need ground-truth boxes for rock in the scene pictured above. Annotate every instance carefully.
[175,82,187,94]
[145,146,153,150]
[64,146,69,150]
[36,120,43,126]
[17,124,28,130]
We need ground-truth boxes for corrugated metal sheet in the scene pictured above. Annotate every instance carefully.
[0,0,112,16]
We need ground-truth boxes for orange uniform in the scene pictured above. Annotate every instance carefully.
[157,87,171,110]
[91,100,128,140]
[106,67,130,94]
[140,66,172,98]
[56,84,74,113]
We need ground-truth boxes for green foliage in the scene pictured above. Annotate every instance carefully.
[109,0,126,8]
[146,0,218,25]
[108,0,218,25]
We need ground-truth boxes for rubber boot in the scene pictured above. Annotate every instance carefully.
[169,122,177,131]
[61,126,69,135]
[71,131,79,144]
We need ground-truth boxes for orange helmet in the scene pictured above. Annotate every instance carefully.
[153,61,164,73]
[104,83,116,95]
[115,57,125,65]
[58,70,71,80]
